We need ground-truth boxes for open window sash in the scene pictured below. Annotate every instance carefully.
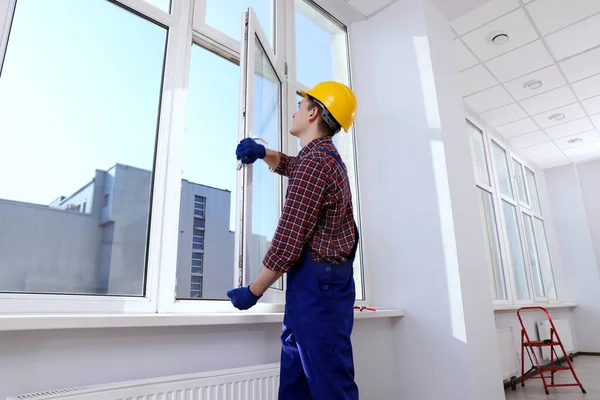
[235,7,285,305]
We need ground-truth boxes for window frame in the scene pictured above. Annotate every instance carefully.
[489,138,536,305]
[0,0,366,315]
[292,1,367,303]
[467,117,560,307]
[0,0,177,314]
[236,6,287,303]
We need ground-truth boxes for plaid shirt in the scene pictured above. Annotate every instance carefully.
[263,136,357,273]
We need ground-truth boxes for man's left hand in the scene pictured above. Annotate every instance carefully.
[227,286,262,310]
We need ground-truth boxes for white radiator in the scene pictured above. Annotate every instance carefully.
[537,319,576,360]
[496,327,520,380]
[8,363,280,400]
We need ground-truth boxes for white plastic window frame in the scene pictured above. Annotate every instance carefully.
[489,138,539,305]
[0,0,178,314]
[467,117,561,307]
[290,1,368,305]
[467,119,512,305]
[0,0,364,315]
[155,2,287,314]
[236,6,287,305]
[508,153,559,304]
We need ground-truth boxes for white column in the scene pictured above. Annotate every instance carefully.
[349,0,504,399]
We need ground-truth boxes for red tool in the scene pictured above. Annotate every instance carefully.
[517,306,586,395]
[353,306,376,312]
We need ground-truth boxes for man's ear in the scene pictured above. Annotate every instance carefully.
[308,107,319,123]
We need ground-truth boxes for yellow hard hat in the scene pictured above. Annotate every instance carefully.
[300,81,357,132]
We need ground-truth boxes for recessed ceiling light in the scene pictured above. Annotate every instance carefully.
[486,31,510,46]
[524,80,543,90]
[568,138,583,144]
[549,113,566,121]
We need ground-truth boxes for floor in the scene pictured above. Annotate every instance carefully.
[505,356,600,400]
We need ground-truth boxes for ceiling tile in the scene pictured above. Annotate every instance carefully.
[544,117,594,139]
[347,0,395,17]
[509,131,550,148]
[545,14,600,60]
[480,103,528,127]
[558,47,600,82]
[530,151,570,168]
[581,95,600,115]
[461,10,538,62]
[533,103,587,128]
[591,113,600,128]
[519,86,576,115]
[451,0,520,36]
[570,153,600,163]
[571,73,600,100]
[503,65,568,100]
[521,142,560,157]
[463,86,514,113]
[554,129,600,150]
[526,0,600,36]
[485,41,554,82]
[496,118,540,137]
[459,65,498,96]
[453,39,479,71]
[563,141,600,158]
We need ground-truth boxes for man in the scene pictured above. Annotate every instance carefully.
[227,81,359,400]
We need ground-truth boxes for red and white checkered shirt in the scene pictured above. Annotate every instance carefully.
[263,136,357,273]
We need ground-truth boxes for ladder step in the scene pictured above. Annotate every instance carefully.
[525,341,561,347]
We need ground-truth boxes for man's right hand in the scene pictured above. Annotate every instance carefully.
[236,138,266,165]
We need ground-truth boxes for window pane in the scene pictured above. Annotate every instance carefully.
[502,201,530,300]
[0,0,166,296]
[205,1,273,46]
[247,37,282,289]
[513,159,529,204]
[523,213,545,298]
[176,46,238,300]
[467,122,491,186]
[525,167,542,214]
[294,94,365,299]
[477,189,507,300]
[144,0,171,13]
[334,129,364,299]
[190,276,203,298]
[534,218,557,300]
[295,0,349,87]
[492,143,514,198]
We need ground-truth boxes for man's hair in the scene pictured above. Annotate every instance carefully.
[305,96,342,137]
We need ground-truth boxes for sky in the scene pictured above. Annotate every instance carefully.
[0,0,341,232]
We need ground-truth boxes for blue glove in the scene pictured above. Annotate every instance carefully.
[236,138,266,165]
[227,286,262,310]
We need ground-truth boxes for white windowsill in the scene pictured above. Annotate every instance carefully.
[493,303,577,312]
[0,308,405,332]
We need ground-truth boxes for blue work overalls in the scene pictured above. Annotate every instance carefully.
[278,149,359,400]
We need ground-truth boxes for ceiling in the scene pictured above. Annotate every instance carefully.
[452,0,600,168]
[343,0,398,18]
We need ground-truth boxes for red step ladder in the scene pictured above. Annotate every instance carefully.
[517,306,586,395]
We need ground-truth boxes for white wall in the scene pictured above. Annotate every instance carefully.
[544,163,600,352]
[348,0,503,398]
[575,159,600,270]
[0,318,396,399]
